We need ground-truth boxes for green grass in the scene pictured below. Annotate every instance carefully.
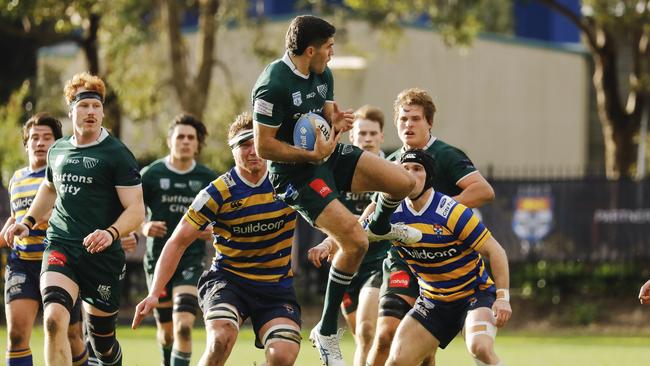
[1,326,649,365]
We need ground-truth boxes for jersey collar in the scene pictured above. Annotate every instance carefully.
[282,52,310,79]
[401,135,437,153]
[164,155,196,175]
[235,166,268,188]
[70,127,109,148]
[406,189,435,216]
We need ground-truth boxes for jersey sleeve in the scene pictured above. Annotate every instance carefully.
[183,181,222,231]
[324,67,334,101]
[7,172,16,217]
[139,165,153,207]
[446,203,492,250]
[439,145,477,184]
[113,145,142,187]
[252,76,286,128]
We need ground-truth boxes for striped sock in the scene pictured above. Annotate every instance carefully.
[171,349,191,366]
[72,347,89,366]
[7,348,32,366]
[368,194,401,235]
[319,266,355,335]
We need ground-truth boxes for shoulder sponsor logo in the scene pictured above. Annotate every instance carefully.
[189,180,203,192]
[317,84,328,99]
[83,157,99,169]
[160,178,170,190]
[292,91,302,106]
[254,98,274,117]
[223,173,236,188]
[435,196,454,218]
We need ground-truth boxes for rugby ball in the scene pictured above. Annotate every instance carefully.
[293,113,331,151]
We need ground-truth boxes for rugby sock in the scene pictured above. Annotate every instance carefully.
[161,345,172,366]
[367,194,401,235]
[72,347,89,366]
[171,349,191,366]
[319,266,354,335]
[86,340,100,366]
[98,340,122,366]
[7,348,32,366]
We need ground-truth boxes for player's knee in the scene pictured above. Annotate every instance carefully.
[175,322,193,342]
[157,327,173,347]
[44,316,62,337]
[87,313,118,356]
[67,323,84,343]
[8,329,27,347]
[470,341,493,361]
[42,286,74,315]
[379,294,410,320]
[355,319,375,346]
[173,293,199,316]
[267,347,298,366]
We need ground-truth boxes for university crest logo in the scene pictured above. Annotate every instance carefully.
[189,180,202,192]
[317,84,328,98]
[160,178,170,190]
[292,91,302,106]
[83,157,99,169]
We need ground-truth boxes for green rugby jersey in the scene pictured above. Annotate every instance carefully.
[386,136,477,197]
[251,52,334,175]
[46,129,141,251]
[340,191,390,265]
[141,157,218,261]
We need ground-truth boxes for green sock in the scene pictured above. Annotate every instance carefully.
[171,349,191,366]
[161,346,172,366]
[319,266,354,335]
[368,194,401,235]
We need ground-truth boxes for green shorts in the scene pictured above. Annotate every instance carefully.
[42,241,125,313]
[379,250,420,300]
[269,143,364,225]
[342,258,383,314]
[144,254,203,303]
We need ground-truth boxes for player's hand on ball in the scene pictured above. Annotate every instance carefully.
[639,279,650,305]
[143,221,168,238]
[492,299,512,327]
[83,229,114,254]
[132,295,159,329]
[312,124,340,163]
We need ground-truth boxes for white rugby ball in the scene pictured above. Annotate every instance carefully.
[293,112,331,151]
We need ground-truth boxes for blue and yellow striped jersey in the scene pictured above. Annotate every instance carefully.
[184,167,296,286]
[391,191,495,303]
[8,167,48,261]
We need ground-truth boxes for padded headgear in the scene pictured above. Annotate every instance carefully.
[400,148,436,200]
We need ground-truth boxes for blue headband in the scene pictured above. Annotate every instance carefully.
[70,91,103,106]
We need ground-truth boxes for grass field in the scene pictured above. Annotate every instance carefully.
[1,326,649,365]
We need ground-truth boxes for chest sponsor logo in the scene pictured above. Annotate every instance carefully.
[308,178,333,198]
[189,180,203,192]
[174,182,187,189]
[231,217,286,236]
[97,285,112,301]
[317,84,328,99]
[292,91,302,107]
[160,178,170,190]
[11,197,34,212]
[306,91,316,99]
[389,270,411,288]
[402,247,458,260]
[435,197,454,218]
[83,157,99,169]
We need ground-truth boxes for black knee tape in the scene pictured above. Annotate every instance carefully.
[69,297,83,325]
[42,286,74,314]
[154,307,173,323]
[379,294,411,319]
[87,313,118,355]
[173,293,199,316]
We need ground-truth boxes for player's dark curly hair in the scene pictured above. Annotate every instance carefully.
[22,112,63,146]
[285,15,336,56]
[168,113,208,154]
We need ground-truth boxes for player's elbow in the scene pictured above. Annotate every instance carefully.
[481,184,495,203]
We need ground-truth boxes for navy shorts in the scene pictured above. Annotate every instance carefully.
[408,290,495,349]
[5,256,82,324]
[198,269,301,349]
